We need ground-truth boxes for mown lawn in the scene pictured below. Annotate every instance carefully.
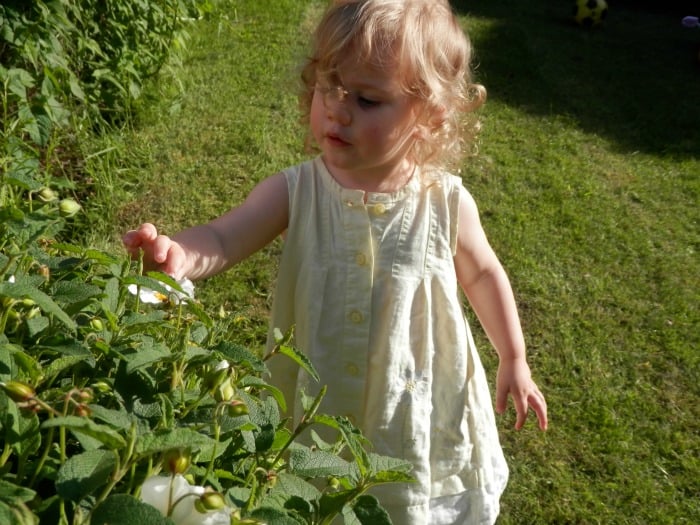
[113,0,699,523]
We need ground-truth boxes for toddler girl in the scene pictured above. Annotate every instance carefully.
[123,1,548,523]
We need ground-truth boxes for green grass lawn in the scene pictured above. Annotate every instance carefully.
[112,0,699,522]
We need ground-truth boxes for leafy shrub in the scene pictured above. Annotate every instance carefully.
[0,182,412,525]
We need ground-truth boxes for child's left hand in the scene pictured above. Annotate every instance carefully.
[496,357,548,431]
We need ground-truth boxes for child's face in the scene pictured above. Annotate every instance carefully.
[310,59,423,185]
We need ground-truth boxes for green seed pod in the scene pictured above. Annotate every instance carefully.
[227,399,249,417]
[197,490,226,511]
[1,381,36,402]
[37,187,58,202]
[202,367,228,393]
[163,448,191,475]
[328,477,340,490]
[58,198,81,217]
[214,379,235,402]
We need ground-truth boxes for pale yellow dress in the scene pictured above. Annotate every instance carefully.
[266,157,508,524]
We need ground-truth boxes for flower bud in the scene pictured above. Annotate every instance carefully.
[90,318,104,331]
[214,379,235,403]
[163,448,191,475]
[195,490,226,512]
[78,388,93,402]
[92,381,111,393]
[38,187,58,202]
[75,404,92,417]
[25,306,41,319]
[227,399,249,417]
[1,381,36,402]
[58,198,81,217]
[328,477,340,490]
[202,367,228,393]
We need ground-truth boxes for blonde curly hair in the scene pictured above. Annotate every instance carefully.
[299,0,486,171]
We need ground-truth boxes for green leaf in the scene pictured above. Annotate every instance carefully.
[289,447,352,479]
[250,507,304,525]
[276,344,319,382]
[319,489,360,520]
[91,494,174,525]
[42,416,126,449]
[50,280,102,307]
[55,449,117,501]
[135,427,218,457]
[366,453,414,482]
[0,500,38,525]
[88,404,130,427]
[312,415,370,477]
[43,355,94,382]
[124,340,171,374]
[0,281,75,331]
[101,277,120,314]
[0,478,36,504]
[350,495,392,525]
[215,341,265,373]
[239,375,287,413]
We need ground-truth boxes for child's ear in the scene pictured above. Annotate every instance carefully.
[414,104,447,140]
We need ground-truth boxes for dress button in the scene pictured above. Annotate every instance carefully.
[345,363,360,376]
[349,310,363,323]
[345,200,354,207]
[355,253,367,266]
[373,203,386,215]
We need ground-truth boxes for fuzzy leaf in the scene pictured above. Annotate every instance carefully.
[215,341,264,373]
[349,495,392,525]
[276,344,319,382]
[135,427,218,457]
[56,449,117,501]
[289,447,352,479]
[0,281,75,330]
[91,494,174,525]
[0,478,36,503]
[42,416,126,449]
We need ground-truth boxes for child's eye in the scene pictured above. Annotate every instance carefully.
[357,96,380,109]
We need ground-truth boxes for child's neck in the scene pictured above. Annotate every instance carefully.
[325,158,416,195]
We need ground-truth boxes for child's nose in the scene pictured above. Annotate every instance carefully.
[325,97,352,125]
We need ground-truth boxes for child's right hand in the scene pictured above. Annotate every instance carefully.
[122,223,187,279]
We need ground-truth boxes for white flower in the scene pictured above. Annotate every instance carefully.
[140,475,233,525]
[215,360,230,372]
[8,275,15,283]
[128,277,195,305]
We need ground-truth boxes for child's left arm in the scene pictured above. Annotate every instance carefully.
[454,186,548,431]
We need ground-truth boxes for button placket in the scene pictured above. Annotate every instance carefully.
[339,190,373,406]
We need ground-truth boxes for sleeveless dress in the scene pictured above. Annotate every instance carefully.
[266,157,508,524]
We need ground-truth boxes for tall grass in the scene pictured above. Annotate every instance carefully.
[109,0,699,523]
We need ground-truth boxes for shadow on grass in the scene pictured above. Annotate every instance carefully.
[453,0,700,158]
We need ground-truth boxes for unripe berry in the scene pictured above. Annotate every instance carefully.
[58,198,81,217]
[163,448,191,475]
[227,399,249,417]
[195,490,226,512]
[214,380,235,402]
[38,187,58,202]
[1,381,36,402]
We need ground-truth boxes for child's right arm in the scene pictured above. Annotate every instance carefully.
[122,173,289,281]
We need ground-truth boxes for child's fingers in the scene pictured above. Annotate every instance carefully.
[122,223,158,250]
[152,234,174,264]
[530,389,548,431]
[513,393,530,430]
[495,383,508,415]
